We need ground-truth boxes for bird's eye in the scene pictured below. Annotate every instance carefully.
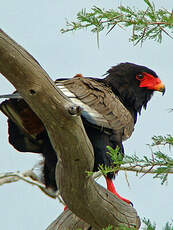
[136,74,144,80]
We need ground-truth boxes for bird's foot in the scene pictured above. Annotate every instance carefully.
[105,177,133,206]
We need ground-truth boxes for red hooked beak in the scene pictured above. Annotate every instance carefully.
[137,72,165,95]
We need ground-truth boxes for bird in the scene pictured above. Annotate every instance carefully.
[0,62,165,206]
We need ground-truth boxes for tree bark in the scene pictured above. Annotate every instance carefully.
[0,29,141,229]
[46,209,96,230]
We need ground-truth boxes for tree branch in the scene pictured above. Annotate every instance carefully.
[120,165,173,174]
[0,170,60,199]
[61,3,173,45]
[0,29,140,229]
[46,209,97,230]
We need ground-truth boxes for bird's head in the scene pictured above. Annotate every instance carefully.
[104,62,165,115]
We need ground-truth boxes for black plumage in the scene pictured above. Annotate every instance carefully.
[0,62,165,193]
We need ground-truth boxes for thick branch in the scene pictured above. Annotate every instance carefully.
[0,29,140,229]
[46,209,97,230]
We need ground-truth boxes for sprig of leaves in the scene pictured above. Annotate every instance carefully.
[142,218,173,230]
[151,135,173,147]
[96,139,173,185]
[98,146,123,176]
[61,0,173,45]
[83,219,173,230]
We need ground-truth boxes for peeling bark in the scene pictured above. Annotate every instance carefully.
[0,29,141,229]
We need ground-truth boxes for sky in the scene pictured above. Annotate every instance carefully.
[0,1,172,229]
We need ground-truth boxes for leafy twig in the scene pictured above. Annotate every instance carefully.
[95,141,173,185]
[61,1,173,45]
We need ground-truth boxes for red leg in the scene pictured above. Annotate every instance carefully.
[105,176,132,205]
[64,205,68,211]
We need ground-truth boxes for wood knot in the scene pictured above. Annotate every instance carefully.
[68,105,83,116]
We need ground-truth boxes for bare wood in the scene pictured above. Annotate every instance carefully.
[0,29,140,229]
[0,170,58,199]
[46,209,97,230]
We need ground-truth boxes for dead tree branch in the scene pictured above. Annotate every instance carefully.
[0,170,60,199]
[0,29,140,229]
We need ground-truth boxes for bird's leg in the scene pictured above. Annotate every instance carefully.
[64,177,132,211]
[105,176,132,205]
[64,205,68,211]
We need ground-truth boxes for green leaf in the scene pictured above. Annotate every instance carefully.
[61,1,173,45]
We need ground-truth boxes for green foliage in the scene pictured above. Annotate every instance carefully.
[164,222,173,230]
[142,218,173,230]
[150,135,173,184]
[125,151,173,185]
[152,151,173,184]
[102,225,114,230]
[106,146,123,163]
[61,0,173,45]
[96,135,173,185]
[151,135,173,147]
[143,218,156,230]
[98,146,123,176]
[76,220,173,230]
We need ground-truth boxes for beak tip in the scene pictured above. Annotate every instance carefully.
[161,87,166,96]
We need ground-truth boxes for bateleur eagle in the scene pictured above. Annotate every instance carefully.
[0,62,165,205]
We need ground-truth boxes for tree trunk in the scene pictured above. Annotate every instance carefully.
[0,29,141,229]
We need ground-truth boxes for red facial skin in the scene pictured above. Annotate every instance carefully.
[137,72,165,92]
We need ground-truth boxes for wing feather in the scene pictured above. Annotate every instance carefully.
[55,77,134,140]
